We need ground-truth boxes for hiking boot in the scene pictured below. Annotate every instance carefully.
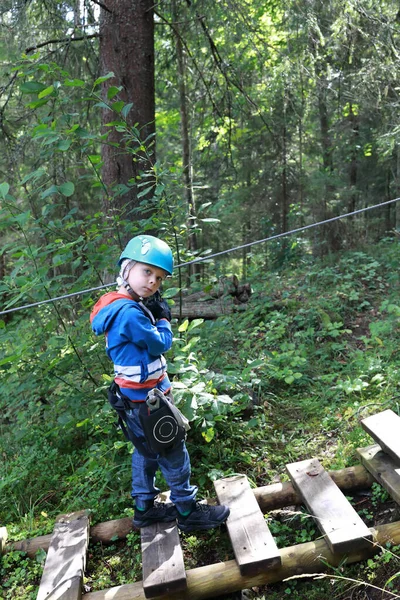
[177,502,230,532]
[133,502,178,528]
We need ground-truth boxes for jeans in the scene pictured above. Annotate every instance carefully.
[125,406,198,513]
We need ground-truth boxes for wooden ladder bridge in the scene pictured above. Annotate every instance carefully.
[2,409,400,600]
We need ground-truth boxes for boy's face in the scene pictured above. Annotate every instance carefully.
[127,262,167,298]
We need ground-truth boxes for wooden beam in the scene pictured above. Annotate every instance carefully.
[3,466,374,558]
[82,521,400,600]
[141,522,186,597]
[214,475,281,575]
[286,458,372,553]
[361,409,400,463]
[357,444,400,505]
[37,511,90,600]
[254,464,374,512]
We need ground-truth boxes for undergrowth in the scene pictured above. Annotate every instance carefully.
[1,240,400,598]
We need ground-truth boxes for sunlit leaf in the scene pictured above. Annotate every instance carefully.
[38,85,54,99]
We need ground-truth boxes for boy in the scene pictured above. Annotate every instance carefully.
[90,235,230,531]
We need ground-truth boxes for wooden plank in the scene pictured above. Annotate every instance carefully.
[141,521,186,598]
[357,444,400,505]
[214,475,281,576]
[0,527,7,553]
[36,511,90,600]
[286,458,372,554]
[3,466,375,558]
[83,521,400,600]
[361,409,400,463]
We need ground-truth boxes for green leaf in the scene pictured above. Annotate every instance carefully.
[121,102,133,118]
[59,182,75,197]
[26,98,50,109]
[163,287,180,299]
[202,427,215,443]
[104,121,125,127]
[88,154,102,164]
[178,319,189,333]
[0,182,10,199]
[114,441,127,449]
[57,139,71,151]
[137,186,154,198]
[64,78,85,87]
[111,100,125,113]
[38,85,54,99]
[14,210,31,225]
[21,168,45,184]
[93,72,115,87]
[93,101,111,110]
[200,218,220,223]
[187,319,204,332]
[41,185,58,199]
[107,85,122,99]
[20,81,46,94]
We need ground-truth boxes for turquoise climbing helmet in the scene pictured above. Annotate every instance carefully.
[118,235,174,276]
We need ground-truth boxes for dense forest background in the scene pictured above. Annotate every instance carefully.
[1,1,400,599]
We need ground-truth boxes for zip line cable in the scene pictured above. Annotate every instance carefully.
[1,195,400,318]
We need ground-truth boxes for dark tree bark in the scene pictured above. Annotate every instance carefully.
[99,0,155,223]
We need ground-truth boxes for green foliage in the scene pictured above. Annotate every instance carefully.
[2,238,400,598]
[0,550,45,600]
[2,2,400,596]
[83,536,143,592]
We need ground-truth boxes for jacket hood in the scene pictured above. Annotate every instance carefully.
[90,292,135,335]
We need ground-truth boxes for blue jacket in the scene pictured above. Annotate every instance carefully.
[90,292,173,400]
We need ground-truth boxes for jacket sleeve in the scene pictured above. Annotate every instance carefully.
[118,305,173,355]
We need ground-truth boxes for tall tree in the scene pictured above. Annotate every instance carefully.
[171,0,201,279]
[99,0,156,223]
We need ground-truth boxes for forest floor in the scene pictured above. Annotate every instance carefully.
[2,240,400,599]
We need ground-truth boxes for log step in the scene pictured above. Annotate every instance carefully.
[361,409,400,463]
[214,475,281,575]
[357,444,400,505]
[141,521,186,598]
[36,510,90,600]
[286,458,372,553]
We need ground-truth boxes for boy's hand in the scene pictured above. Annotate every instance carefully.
[145,292,172,322]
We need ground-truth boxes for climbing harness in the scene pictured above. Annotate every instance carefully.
[108,383,189,457]
[139,388,190,455]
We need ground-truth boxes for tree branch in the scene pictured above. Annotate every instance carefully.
[154,9,223,119]
[25,33,99,54]
[90,0,113,13]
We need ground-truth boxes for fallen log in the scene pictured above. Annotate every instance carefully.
[170,276,252,319]
[170,299,247,319]
[179,276,242,300]
[3,465,374,558]
[83,521,400,600]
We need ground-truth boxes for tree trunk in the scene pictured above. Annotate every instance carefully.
[348,103,359,216]
[172,0,200,281]
[281,99,289,235]
[99,0,155,224]
[314,55,341,253]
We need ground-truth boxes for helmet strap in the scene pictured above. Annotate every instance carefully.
[117,259,141,301]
